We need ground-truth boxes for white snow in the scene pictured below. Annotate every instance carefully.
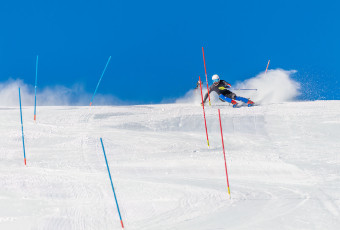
[0,101,340,229]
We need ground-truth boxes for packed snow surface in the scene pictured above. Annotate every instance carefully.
[1,101,339,229]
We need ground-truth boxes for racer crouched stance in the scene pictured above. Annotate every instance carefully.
[202,74,254,108]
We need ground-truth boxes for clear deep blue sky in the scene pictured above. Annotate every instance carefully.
[0,0,339,103]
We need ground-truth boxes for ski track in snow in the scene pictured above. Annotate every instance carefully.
[0,101,340,229]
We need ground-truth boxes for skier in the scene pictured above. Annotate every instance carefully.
[202,74,254,107]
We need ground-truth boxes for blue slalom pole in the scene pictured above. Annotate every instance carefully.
[100,138,125,229]
[19,88,27,165]
[90,56,112,106]
[34,55,38,121]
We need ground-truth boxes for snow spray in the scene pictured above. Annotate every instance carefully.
[218,109,231,199]
[34,55,38,121]
[19,88,27,165]
[265,60,270,74]
[90,56,111,106]
[100,138,125,229]
[199,76,210,147]
[202,47,211,106]
[235,69,300,104]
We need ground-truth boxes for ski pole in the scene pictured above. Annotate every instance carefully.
[199,76,210,148]
[265,60,270,74]
[218,109,231,199]
[34,55,38,121]
[100,138,125,229]
[202,47,211,106]
[90,56,111,106]
[19,88,27,165]
[232,88,257,91]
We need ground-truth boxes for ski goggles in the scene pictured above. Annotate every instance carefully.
[213,79,220,83]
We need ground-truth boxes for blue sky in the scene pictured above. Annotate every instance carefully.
[0,0,339,104]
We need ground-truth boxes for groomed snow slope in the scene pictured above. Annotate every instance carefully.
[1,101,339,230]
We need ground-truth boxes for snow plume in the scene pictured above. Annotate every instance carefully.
[175,81,220,104]
[175,89,202,104]
[235,69,300,104]
[0,79,120,106]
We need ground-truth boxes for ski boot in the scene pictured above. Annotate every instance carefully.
[231,100,238,108]
[247,100,254,107]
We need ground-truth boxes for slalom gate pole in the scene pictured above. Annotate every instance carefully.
[218,109,231,199]
[199,76,210,147]
[34,55,38,121]
[265,60,270,74]
[100,138,125,229]
[19,88,27,166]
[202,47,211,106]
[90,56,112,106]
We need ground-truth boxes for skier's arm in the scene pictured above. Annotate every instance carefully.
[202,85,213,104]
[222,80,231,88]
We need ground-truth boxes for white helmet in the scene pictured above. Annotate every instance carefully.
[212,74,220,82]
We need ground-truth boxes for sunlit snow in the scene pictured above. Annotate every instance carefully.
[0,101,339,229]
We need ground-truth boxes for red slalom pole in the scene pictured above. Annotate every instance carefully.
[199,76,210,147]
[218,109,231,199]
[265,60,270,74]
[202,47,211,106]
